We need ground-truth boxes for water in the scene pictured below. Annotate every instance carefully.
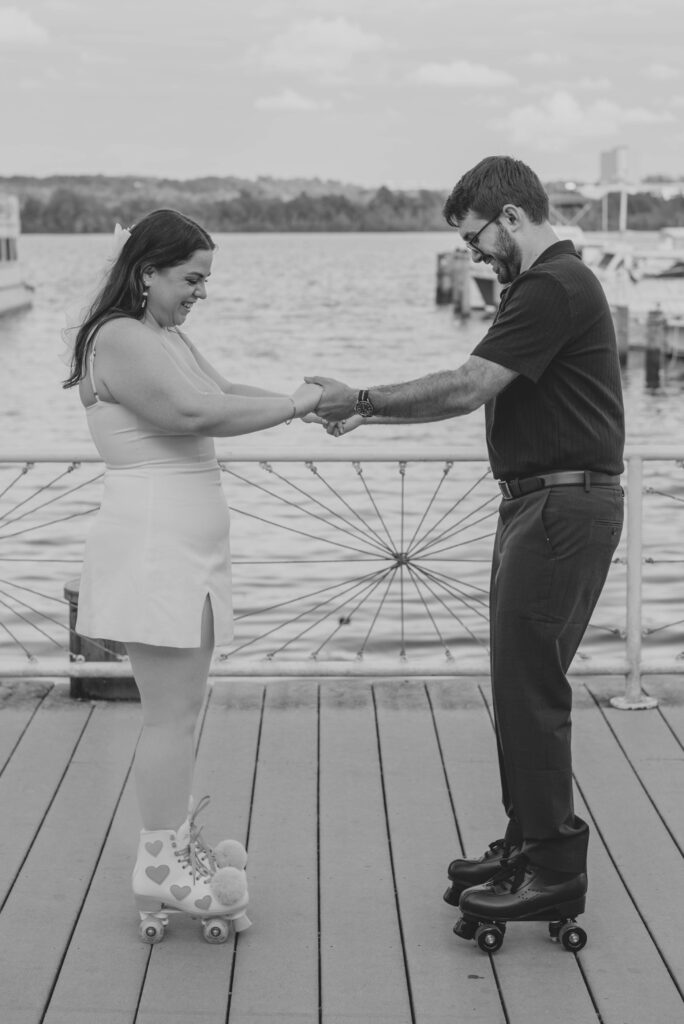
[1,233,683,666]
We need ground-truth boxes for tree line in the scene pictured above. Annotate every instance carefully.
[3,176,684,233]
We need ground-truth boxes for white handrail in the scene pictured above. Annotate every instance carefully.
[0,446,682,705]
[0,443,681,463]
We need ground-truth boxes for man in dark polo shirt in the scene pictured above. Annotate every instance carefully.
[307,155,625,938]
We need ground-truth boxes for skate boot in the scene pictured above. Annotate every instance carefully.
[133,805,250,945]
[443,839,512,906]
[453,854,588,953]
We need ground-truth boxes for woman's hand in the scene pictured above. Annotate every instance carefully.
[291,381,323,417]
[325,414,364,437]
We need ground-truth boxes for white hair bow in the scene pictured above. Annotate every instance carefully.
[110,222,132,261]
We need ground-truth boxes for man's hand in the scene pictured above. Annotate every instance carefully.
[304,376,356,420]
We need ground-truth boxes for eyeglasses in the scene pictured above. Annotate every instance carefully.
[465,212,501,256]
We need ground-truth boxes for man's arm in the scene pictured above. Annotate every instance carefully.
[306,355,518,423]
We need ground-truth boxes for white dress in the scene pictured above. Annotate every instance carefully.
[76,330,233,647]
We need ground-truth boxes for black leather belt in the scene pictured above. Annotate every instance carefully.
[498,471,621,499]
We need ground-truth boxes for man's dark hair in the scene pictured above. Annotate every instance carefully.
[443,156,549,227]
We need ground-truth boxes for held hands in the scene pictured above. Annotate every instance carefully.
[291,381,323,418]
[304,376,356,421]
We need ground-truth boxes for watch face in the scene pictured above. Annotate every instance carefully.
[354,399,374,418]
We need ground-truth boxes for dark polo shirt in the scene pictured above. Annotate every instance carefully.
[472,240,625,480]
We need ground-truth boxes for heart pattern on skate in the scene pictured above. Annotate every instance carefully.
[146,865,170,884]
[145,840,163,856]
[194,895,212,911]
[171,885,191,901]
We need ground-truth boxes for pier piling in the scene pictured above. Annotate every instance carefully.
[435,252,455,305]
[436,250,472,316]
[451,250,471,317]
[645,308,666,389]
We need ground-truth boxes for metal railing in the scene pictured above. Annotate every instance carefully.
[0,445,682,708]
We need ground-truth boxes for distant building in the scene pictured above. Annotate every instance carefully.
[600,146,630,184]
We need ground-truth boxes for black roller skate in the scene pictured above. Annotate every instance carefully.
[453,854,588,953]
[443,839,513,907]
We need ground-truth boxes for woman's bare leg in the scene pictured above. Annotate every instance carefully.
[127,597,214,830]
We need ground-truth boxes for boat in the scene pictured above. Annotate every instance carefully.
[584,227,684,315]
[0,194,34,316]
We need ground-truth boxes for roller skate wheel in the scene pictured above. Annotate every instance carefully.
[559,922,587,952]
[475,923,505,953]
[202,918,230,944]
[139,917,165,944]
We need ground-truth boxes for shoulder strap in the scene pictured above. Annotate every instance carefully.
[87,341,100,401]
[82,313,123,402]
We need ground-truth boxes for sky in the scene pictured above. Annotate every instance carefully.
[1,0,683,189]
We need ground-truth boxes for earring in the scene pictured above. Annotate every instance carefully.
[141,287,149,311]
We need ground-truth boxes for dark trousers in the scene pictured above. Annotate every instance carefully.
[489,484,624,874]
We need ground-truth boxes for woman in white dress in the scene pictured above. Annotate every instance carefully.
[63,210,321,941]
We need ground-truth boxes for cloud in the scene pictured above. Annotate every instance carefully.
[255,89,329,112]
[411,60,516,88]
[576,77,612,91]
[524,51,568,68]
[503,90,675,151]
[257,17,384,77]
[0,6,48,45]
[645,62,680,81]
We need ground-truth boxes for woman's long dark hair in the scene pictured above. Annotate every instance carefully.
[62,209,214,389]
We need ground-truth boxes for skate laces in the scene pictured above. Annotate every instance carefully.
[487,839,508,858]
[176,795,217,882]
[489,853,530,892]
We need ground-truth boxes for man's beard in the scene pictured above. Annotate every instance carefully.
[489,226,522,284]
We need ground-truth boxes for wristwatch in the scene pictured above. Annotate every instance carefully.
[353,389,375,418]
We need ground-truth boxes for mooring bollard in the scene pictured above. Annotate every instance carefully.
[645,307,666,389]
[64,579,139,700]
[452,250,471,317]
[435,252,455,305]
[612,304,629,367]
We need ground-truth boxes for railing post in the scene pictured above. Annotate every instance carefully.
[611,455,658,709]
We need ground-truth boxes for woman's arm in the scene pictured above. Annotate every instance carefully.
[94,320,320,436]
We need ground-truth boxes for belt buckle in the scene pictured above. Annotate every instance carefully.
[499,480,513,499]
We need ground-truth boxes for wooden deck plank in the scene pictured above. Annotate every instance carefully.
[571,778,684,1024]
[1,676,683,1024]
[571,682,684,1013]
[375,680,506,1024]
[429,678,510,864]
[134,680,265,1024]
[226,680,320,1024]
[0,698,141,1024]
[0,687,91,910]
[0,679,52,771]
[318,681,412,1024]
[648,677,684,744]
[586,678,684,851]
[433,680,599,1024]
[40,766,148,1024]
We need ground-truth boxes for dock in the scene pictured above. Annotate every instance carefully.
[1,674,683,1024]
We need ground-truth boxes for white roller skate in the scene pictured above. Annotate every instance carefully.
[133,796,250,945]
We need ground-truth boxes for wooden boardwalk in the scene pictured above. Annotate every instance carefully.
[0,674,683,1024]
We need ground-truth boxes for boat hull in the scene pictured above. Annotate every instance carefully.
[0,270,33,317]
